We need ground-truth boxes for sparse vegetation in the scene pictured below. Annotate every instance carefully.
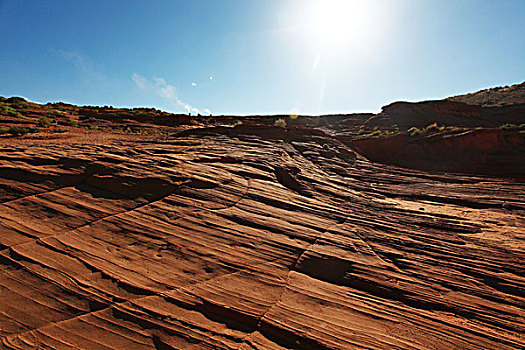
[6,97,26,103]
[0,103,25,119]
[423,122,445,133]
[274,118,287,127]
[499,123,517,129]
[4,126,38,136]
[447,81,525,107]
[408,127,422,137]
[38,116,54,127]
[48,127,68,134]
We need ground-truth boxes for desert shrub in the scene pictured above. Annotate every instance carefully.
[67,120,78,127]
[49,127,67,133]
[5,97,27,109]
[124,127,135,133]
[408,127,422,137]
[424,122,444,133]
[38,116,54,127]
[274,118,287,127]
[369,130,382,136]
[446,126,468,133]
[232,120,243,126]
[0,127,9,134]
[89,125,99,130]
[6,97,26,104]
[0,104,24,119]
[357,128,367,135]
[500,123,517,129]
[7,126,38,136]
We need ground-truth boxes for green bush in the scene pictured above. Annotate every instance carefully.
[48,127,67,133]
[274,118,287,127]
[7,126,38,136]
[0,104,24,119]
[38,116,54,127]
[67,120,78,127]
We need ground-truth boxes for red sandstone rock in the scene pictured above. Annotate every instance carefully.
[352,128,525,177]
[0,126,523,349]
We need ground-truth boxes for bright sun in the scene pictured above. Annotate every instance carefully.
[301,0,382,51]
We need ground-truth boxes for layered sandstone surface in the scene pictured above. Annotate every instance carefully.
[0,125,523,349]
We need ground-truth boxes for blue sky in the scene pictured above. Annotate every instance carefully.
[0,0,524,115]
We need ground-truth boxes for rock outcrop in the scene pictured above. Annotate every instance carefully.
[447,81,525,107]
[352,128,525,178]
[0,125,523,349]
[363,100,525,129]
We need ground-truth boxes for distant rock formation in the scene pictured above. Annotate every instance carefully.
[447,81,525,107]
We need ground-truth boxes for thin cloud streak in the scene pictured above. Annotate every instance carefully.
[58,50,109,84]
[132,73,210,115]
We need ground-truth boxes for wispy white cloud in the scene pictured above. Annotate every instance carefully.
[132,73,208,115]
[58,50,109,84]
[191,82,197,87]
[132,73,147,89]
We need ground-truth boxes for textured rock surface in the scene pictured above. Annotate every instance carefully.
[447,81,525,107]
[363,100,525,129]
[352,128,525,177]
[0,125,523,349]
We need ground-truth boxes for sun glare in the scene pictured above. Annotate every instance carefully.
[300,0,384,53]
